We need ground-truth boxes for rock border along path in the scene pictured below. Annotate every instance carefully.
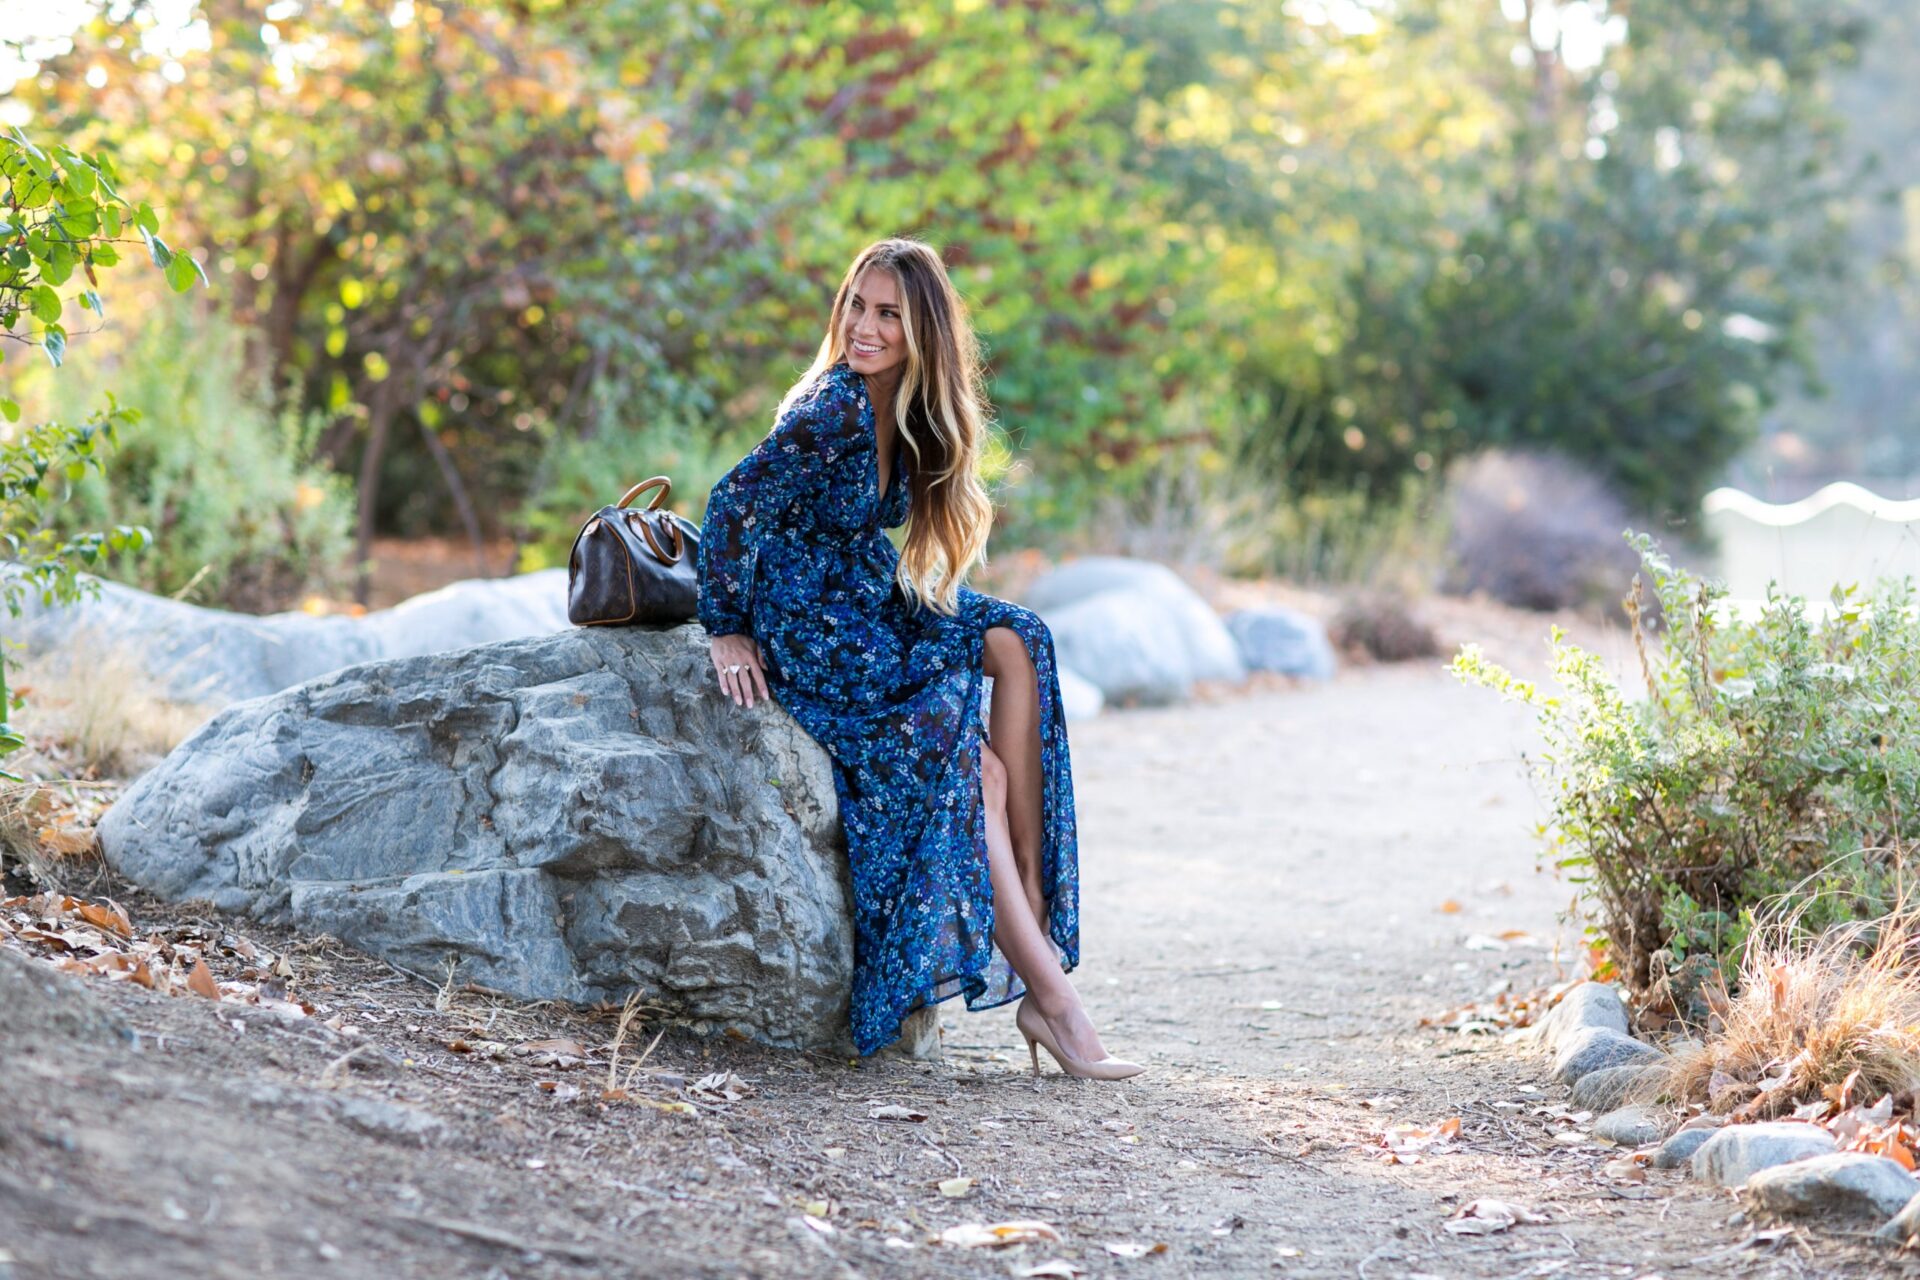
[1529,978,1920,1243]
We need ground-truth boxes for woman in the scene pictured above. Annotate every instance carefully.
[695,237,1143,1080]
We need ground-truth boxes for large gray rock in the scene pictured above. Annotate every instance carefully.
[1532,981,1630,1053]
[95,624,886,1055]
[1224,607,1336,681]
[1743,1153,1919,1222]
[1022,556,1194,613]
[14,567,572,706]
[1025,557,1244,706]
[1572,1064,1669,1114]
[1692,1122,1838,1188]
[1551,1026,1663,1084]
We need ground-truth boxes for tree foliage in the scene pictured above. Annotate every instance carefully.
[0,130,204,774]
[1120,0,1866,518]
[5,0,1884,592]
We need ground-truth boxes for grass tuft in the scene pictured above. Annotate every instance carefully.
[10,625,213,780]
[1667,898,1920,1118]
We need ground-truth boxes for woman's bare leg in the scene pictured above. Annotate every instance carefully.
[982,626,1047,928]
[980,741,1112,1063]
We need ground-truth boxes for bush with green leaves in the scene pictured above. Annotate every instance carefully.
[40,303,353,612]
[1452,534,1920,996]
[2,129,202,777]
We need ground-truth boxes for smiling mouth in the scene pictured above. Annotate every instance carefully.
[852,341,884,356]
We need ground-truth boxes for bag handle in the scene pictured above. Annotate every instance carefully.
[617,476,673,511]
[626,508,685,563]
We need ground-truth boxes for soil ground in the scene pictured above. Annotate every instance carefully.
[3,599,1913,1280]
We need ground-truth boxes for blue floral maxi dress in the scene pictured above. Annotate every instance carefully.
[694,359,1080,1056]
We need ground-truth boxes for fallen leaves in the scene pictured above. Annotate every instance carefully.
[869,1103,928,1122]
[686,1071,754,1104]
[936,1177,975,1198]
[1602,1151,1651,1183]
[185,955,220,1000]
[1795,1079,1920,1170]
[1379,1116,1461,1164]
[513,1037,589,1068]
[1420,978,1570,1034]
[1102,1240,1169,1258]
[1442,1199,1551,1236]
[2,891,309,1014]
[937,1220,1062,1249]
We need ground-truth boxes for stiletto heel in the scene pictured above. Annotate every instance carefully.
[1015,995,1146,1081]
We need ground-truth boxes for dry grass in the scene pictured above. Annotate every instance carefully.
[11,626,214,780]
[1666,898,1920,1117]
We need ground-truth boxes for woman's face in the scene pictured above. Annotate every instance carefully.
[843,267,907,380]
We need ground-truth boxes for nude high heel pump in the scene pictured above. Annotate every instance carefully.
[1016,996,1146,1081]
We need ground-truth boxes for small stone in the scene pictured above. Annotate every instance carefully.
[1592,1104,1676,1147]
[1743,1153,1919,1223]
[1532,982,1629,1053]
[328,1095,448,1147]
[1571,1064,1669,1113]
[1551,1026,1663,1085]
[1652,1127,1715,1170]
[1691,1122,1837,1188]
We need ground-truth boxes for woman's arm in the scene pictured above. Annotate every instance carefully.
[696,366,864,637]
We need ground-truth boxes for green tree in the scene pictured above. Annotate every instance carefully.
[1112,0,1866,520]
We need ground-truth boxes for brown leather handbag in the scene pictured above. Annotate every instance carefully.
[565,476,702,626]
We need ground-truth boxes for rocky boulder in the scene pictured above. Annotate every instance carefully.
[13,567,572,706]
[1551,1026,1663,1084]
[1225,607,1336,681]
[1743,1152,1919,1223]
[1692,1122,1838,1188]
[1023,556,1245,706]
[95,623,889,1055]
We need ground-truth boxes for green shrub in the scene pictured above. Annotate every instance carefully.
[1452,533,1920,996]
[41,304,353,612]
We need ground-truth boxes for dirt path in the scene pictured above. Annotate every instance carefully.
[4,642,1910,1279]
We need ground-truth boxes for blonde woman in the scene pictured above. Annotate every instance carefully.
[696,237,1142,1079]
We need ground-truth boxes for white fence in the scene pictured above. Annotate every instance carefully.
[1701,482,1920,604]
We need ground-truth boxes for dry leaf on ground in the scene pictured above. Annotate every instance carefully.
[185,956,220,999]
[688,1071,753,1102]
[1379,1116,1461,1164]
[870,1103,928,1122]
[1443,1200,1550,1236]
[938,1221,1062,1249]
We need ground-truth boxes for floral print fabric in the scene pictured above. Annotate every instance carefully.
[696,359,1080,1055]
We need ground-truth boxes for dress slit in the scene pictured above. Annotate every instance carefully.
[979,625,1055,940]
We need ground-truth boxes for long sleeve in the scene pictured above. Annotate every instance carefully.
[696,366,866,637]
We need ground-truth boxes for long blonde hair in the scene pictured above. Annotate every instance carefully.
[780,237,994,617]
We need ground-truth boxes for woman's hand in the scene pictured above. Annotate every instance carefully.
[710,633,770,708]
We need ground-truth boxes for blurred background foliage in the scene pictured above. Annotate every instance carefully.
[0,0,1905,609]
